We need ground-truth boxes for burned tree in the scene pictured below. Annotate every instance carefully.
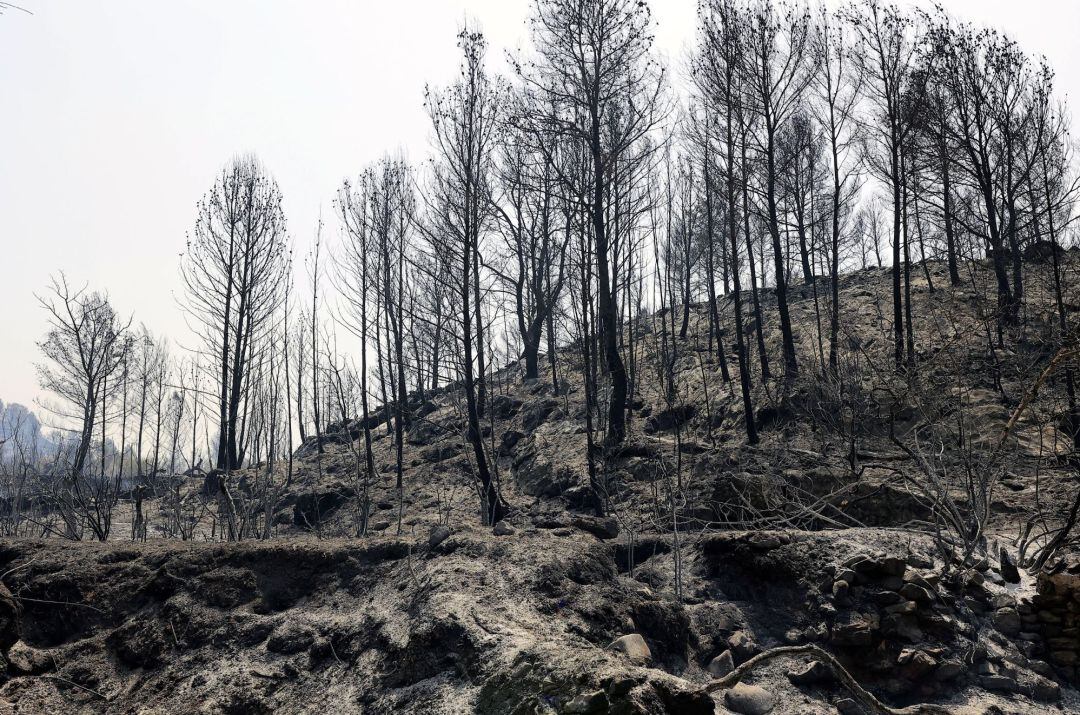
[181,155,289,471]
[425,27,508,524]
[517,0,667,445]
[35,274,130,540]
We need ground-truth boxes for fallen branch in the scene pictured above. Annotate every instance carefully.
[0,557,38,583]
[43,674,109,700]
[704,644,952,715]
[12,596,104,613]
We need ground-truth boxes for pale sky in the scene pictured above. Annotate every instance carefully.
[1,0,1078,411]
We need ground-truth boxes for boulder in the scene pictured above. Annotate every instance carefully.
[419,441,463,463]
[835,698,861,715]
[787,659,832,686]
[498,430,526,457]
[706,649,735,678]
[999,547,1021,584]
[607,634,651,664]
[643,404,696,434]
[991,607,1022,636]
[1029,674,1062,703]
[490,395,524,419]
[564,690,607,714]
[572,516,619,540]
[898,582,933,604]
[492,521,516,536]
[980,674,1019,693]
[406,421,444,446]
[293,483,355,527]
[521,399,560,432]
[727,630,760,662]
[428,525,451,548]
[724,682,776,715]
[831,612,878,648]
[513,449,578,497]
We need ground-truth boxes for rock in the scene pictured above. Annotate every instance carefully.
[991,607,1021,636]
[499,430,526,457]
[513,449,578,497]
[564,690,607,714]
[881,556,907,577]
[607,634,651,664]
[724,682,776,715]
[1029,674,1061,703]
[490,394,523,419]
[6,641,51,675]
[881,613,923,643]
[787,659,832,685]
[572,515,619,540]
[980,674,1019,693]
[406,421,443,445]
[835,568,858,585]
[852,555,905,579]
[898,649,936,678]
[650,679,715,715]
[521,399,560,432]
[727,630,761,662]
[831,580,852,606]
[883,600,917,616]
[898,583,933,604]
[869,589,905,606]
[1029,659,1055,676]
[990,594,1015,610]
[293,483,355,527]
[369,519,392,531]
[605,676,637,697]
[492,521,515,536]
[835,698,861,715]
[428,525,451,548]
[419,442,462,463]
[934,660,964,681]
[831,612,878,647]
[706,650,735,677]
[561,485,598,510]
[643,404,696,434]
[999,548,1021,584]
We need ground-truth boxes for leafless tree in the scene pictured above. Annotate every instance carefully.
[35,274,130,540]
[425,26,509,524]
[516,0,667,445]
[181,155,290,471]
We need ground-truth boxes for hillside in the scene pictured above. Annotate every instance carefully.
[1,255,1079,714]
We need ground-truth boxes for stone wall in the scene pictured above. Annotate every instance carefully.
[1017,556,1080,683]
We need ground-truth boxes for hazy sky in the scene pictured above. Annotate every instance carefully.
[1,0,1078,412]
